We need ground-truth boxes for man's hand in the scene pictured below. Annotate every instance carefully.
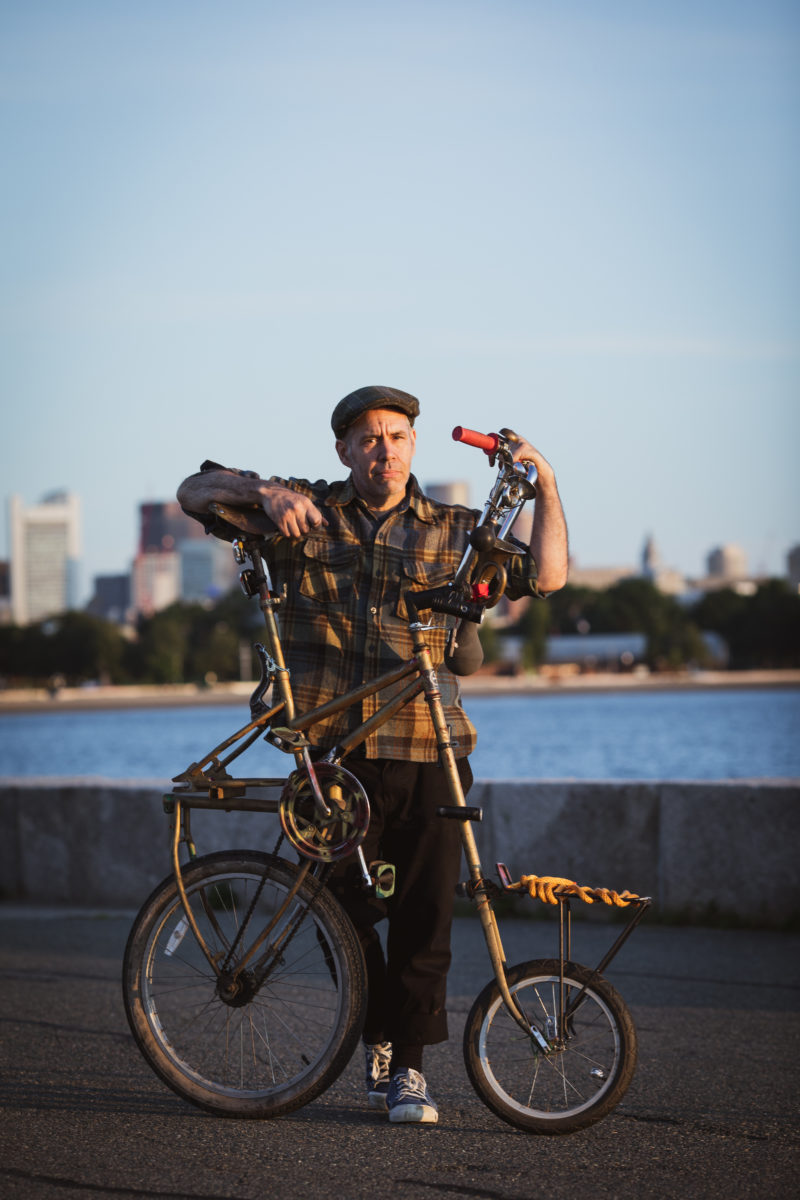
[499,430,568,594]
[260,483,328,538]
[500,430,557,489]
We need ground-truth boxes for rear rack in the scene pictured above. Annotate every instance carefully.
[496,861,651,993]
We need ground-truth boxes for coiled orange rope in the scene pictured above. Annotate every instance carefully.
[509,874,643,907]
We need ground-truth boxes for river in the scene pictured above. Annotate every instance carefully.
[0,687,797,780]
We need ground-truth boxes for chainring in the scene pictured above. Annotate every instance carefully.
[279,763,370,862]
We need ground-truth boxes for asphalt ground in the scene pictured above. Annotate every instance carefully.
[0,905,798,1200]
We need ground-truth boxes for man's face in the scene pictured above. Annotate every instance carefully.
[336,408,417,511]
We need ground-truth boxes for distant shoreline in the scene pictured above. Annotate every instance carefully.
[1,669,798,714]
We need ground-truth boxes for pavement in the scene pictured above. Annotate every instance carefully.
[0,905,798,1200]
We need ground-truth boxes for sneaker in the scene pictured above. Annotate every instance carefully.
[364,1041,392,1111]
[387,1068,438,1125]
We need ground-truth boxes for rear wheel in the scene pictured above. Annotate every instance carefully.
[123,851,366,1117]
[464,959,637,1134]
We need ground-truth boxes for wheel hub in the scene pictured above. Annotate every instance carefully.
[216,968,257,1007]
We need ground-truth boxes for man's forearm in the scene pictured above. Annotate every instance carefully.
[177,469,267,515]
[529,475,568,594]
[502,435,568,595]
[177,469,327,537]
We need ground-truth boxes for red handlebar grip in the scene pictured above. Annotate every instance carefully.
[452,426,499,454]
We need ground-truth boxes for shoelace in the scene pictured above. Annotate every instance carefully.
[366,1042,392,1084]
[391,1068,429,1100]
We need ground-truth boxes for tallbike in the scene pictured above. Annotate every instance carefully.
[122,426,650,1134]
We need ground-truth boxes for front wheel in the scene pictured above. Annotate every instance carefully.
[463,959,637,1134]
[123,851,367,1118]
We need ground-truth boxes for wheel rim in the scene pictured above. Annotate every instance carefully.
[478,973,622,1120]
[139,866,350,1100]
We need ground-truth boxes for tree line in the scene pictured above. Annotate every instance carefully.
[0,590,259,688]
[499,577,800,672]
[0,577,798,688]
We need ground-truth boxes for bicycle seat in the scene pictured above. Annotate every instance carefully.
[207,501,278,541]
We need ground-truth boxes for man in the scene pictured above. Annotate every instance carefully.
[177,385,568,1125]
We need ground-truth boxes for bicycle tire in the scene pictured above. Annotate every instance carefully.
[463,958,637,1134]
[122,850,367,1118]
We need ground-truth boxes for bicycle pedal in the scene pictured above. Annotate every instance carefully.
[267,727,312,752]
[369,861,396,899]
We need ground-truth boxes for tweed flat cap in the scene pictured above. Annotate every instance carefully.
[331,386,420,437]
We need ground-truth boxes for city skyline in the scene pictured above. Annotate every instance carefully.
[4,479,793,626]
[2,4,797,591]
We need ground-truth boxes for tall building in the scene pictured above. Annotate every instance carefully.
[9,491,81,625]
[138,501,206,554]
[131,549,181,616]
[179,538,239,603]
[86,574,132,624]
[131,501,236,616]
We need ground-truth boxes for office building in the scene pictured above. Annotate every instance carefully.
[86,574,132,624]
[131,501,237,615]
[138,501,206,554]
[180,538,239,604]
[131,549,181,617]
[9,491,81,625]
[132,501,201,616]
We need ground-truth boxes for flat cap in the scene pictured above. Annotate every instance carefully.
[331,386,420,437]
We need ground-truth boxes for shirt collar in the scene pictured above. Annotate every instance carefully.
[325,474,437,524]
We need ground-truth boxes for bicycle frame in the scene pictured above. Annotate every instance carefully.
[167,535,530,1022]
[165,429,648,1048]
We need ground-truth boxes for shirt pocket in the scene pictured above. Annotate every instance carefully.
[395,557,455,621]
[298,540,360,605]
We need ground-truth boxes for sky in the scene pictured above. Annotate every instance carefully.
[1,0,798,602]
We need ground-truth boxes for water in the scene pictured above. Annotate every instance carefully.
[0,687,798,780]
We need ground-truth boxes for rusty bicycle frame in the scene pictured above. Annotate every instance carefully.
[164,428,649,1050]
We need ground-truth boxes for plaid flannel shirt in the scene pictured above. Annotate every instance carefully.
[188,467,542,761]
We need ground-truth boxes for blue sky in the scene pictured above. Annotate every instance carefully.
[1,0,798,599]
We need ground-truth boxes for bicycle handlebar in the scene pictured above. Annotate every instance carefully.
[406,586,485,623]
[452,426,499,455]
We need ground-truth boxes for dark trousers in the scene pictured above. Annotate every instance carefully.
[327,755,473,1046]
